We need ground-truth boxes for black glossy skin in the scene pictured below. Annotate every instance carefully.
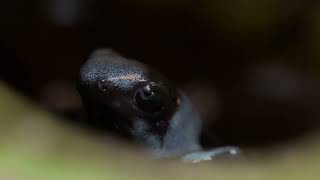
[78,49,240,160]
[78,49,202,156]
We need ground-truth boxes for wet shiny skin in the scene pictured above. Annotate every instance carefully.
[78,49,241,162]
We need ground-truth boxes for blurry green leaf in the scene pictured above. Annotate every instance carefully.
[0,81,320,179]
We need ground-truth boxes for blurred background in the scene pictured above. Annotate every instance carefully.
[1,0,320,151]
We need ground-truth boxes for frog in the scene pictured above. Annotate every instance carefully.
[77,49,241,163]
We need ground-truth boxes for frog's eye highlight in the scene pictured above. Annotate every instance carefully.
[134,84,168,113]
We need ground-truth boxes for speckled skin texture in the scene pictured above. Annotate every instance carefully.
[78,49,192,155]
[78,49,241,161]
[80,49,150,91]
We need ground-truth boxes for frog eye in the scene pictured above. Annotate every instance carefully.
[134,84,168,114]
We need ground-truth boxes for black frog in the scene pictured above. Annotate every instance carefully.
[78,49,240,162]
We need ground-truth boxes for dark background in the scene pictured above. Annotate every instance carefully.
[1,0,320,149]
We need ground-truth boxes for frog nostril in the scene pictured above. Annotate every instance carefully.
[98,79,110,92]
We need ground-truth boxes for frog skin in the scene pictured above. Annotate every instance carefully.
[77,49,241,162]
